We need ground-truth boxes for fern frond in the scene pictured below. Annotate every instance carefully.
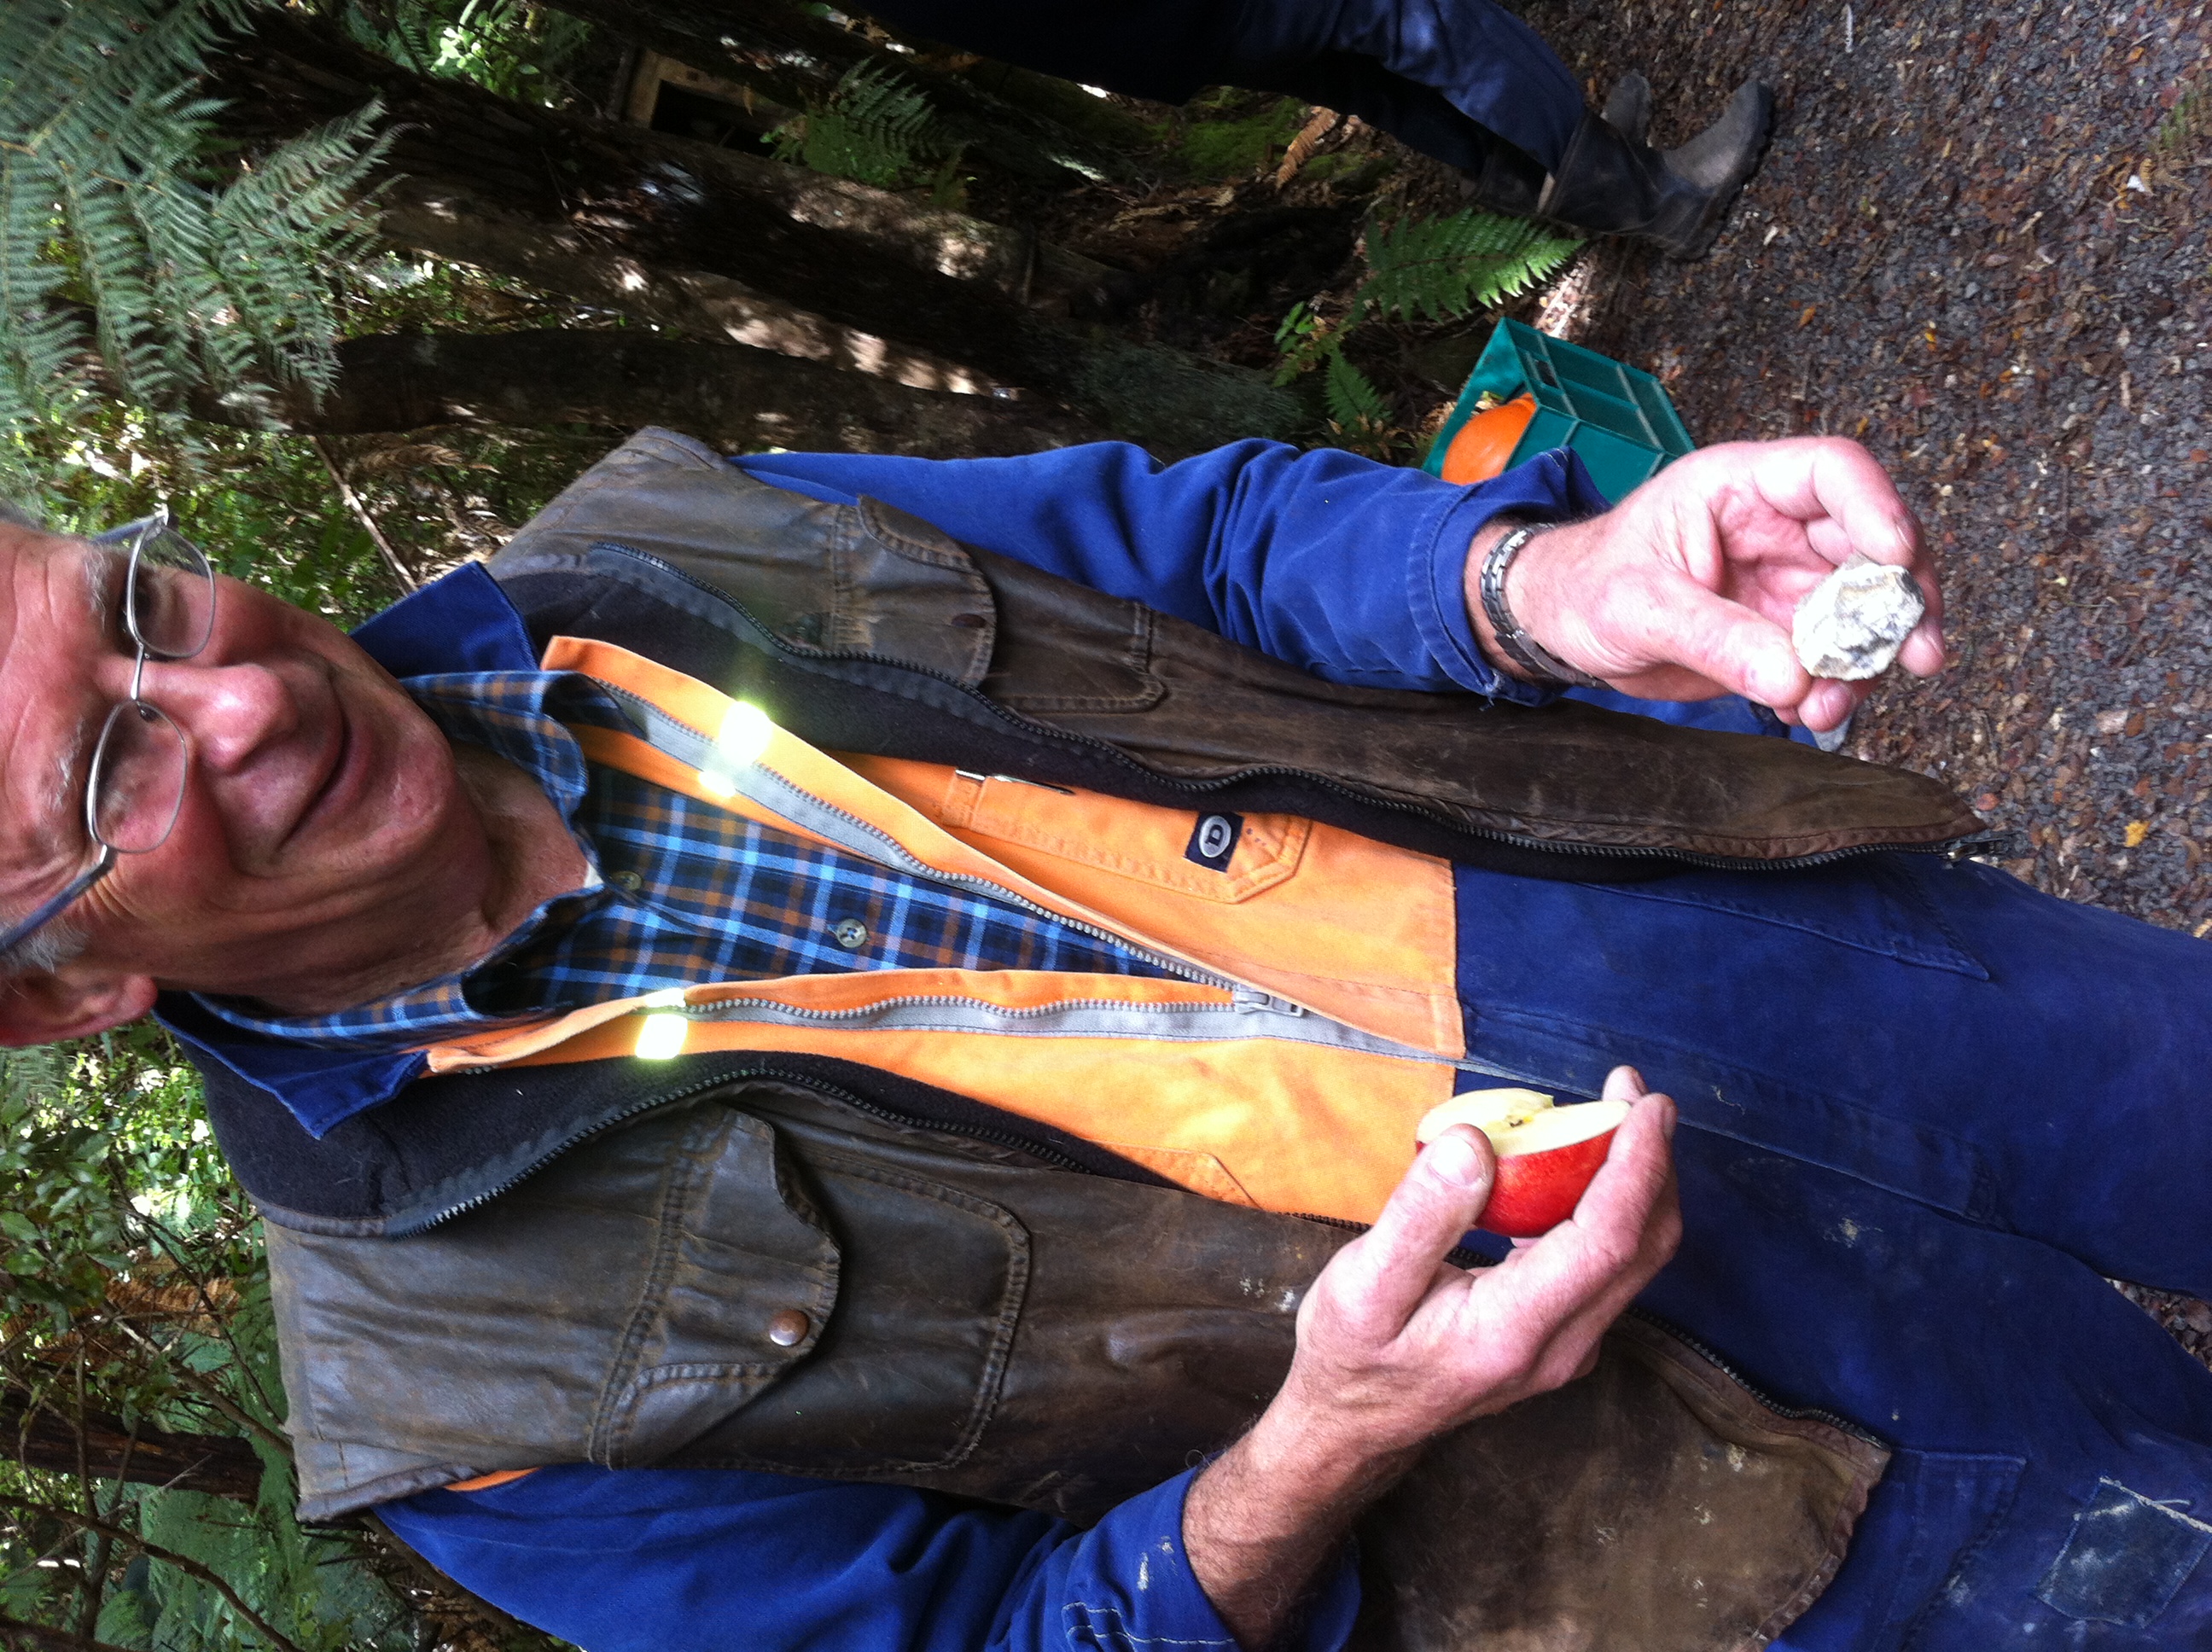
[0,157,85,445]
[797,61,946,189]
[1323,349,1389,429]
[0,3,385,448]
[337,0,596,107]
[1354,209,1580,326]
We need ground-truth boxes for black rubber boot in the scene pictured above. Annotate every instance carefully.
[1539,79,1774,260]
[1454,131,1550,218]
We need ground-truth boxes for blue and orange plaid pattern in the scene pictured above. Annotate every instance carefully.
[196,670,1169,1051]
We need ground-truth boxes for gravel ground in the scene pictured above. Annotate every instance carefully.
[1528,0,2212,1356]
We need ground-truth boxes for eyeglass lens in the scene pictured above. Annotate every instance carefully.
[124,523,215,660]
[89,702,188,854]
[83,520,213,855]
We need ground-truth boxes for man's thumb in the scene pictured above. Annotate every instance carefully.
[1644,578,1809,708]
[1340,1126,1497,1326]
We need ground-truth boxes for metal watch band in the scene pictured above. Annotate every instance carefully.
[1476,525,1606,690]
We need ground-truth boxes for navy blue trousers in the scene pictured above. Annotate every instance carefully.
[1220,0,1586,172]
[1453,849,2212,1647]
[867,0,1586,172]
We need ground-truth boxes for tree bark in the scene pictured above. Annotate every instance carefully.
[1,1390,263,1502]
[209,12,1295,451]
[198,329,1104,454]
[540,0,1141,184]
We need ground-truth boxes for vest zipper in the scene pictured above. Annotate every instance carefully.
[664,991,1318,1024]
[588,674,1256,998]
[589,541,2012,874]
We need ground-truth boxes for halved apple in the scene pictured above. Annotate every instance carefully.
[1415,1088,1629,1237]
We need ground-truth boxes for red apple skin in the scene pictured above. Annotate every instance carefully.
[1474,1127,1619,1238]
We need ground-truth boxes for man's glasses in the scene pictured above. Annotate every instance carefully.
[0,509,215,960]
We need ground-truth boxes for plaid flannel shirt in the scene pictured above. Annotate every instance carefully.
[195,671,1169,1052]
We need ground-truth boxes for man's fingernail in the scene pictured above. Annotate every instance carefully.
[1426,1130,1483,1186]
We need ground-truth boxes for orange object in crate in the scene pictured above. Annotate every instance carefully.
[1438,393,1538,485]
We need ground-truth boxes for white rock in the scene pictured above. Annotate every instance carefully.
[1792,556,1925,682]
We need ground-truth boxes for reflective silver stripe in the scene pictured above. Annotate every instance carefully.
[661,991,1451,1065]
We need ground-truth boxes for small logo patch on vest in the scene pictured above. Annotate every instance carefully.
[1185,811,1243,871]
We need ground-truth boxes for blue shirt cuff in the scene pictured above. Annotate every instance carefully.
[1064,1468,1359,1652]
[1411,447,1613,707]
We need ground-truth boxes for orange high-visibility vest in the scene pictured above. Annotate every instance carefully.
[416,636,1499,1225]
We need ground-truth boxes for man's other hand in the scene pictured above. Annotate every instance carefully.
[1467,437,1943,732]
[1278,1064,1679,1458]
[1183,1067,1679,1648]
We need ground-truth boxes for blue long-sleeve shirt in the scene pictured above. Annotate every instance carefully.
[325,440,1620,1652]
[739,438,1606,701]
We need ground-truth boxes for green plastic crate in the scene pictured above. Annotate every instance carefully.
[1422,319,1696,502]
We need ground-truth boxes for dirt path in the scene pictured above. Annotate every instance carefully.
[1528,0,2209,1352]
[1545,0,2207,917]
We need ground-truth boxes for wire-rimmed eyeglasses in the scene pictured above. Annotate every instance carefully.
[0,509,215,959]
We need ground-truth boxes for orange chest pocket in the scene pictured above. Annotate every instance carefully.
[917,764,1310,903]
[837,754,1464,1057]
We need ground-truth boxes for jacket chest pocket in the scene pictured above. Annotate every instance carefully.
[597,1103,1029,1475]
[667,1137,1031,1476]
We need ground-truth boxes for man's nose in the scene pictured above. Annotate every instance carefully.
[131,658,300,771]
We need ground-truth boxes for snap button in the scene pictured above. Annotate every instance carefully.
[611,870,643,893]
[766,1309,811,1347]
[1196,814,1236,860]
[830,918,870,950]
[949,612,987,630]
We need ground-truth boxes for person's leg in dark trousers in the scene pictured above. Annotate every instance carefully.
[1219,0,1587,175]
[1220,0,1773,258]
[865,0,1773,257]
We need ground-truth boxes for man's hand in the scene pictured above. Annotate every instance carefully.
[1183,1067,1680,1648]
[1466,438,1943,732]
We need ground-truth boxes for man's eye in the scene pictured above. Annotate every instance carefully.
[131,573,171,636]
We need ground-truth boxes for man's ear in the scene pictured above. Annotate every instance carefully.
[0,968,160,1046]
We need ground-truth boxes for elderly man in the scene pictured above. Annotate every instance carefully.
[1,431,2208,1651]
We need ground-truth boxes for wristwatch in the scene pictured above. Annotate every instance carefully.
[1476,524,1606,689]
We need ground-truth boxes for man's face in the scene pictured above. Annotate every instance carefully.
[0,521,486,1010]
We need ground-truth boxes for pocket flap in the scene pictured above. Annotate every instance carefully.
[941,770,1313,905]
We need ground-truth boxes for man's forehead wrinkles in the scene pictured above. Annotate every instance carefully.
[51,549,106,815]
[1,544,104,874]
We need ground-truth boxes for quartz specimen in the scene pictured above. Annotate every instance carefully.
[1792,555,1926,681]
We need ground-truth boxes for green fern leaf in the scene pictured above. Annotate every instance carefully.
[1355,209,1581,326]
[795,61,946,189]
[0,2,386,472]
[1323,348,1389,429]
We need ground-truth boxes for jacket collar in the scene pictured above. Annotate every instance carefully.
[158,564,544,1137]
